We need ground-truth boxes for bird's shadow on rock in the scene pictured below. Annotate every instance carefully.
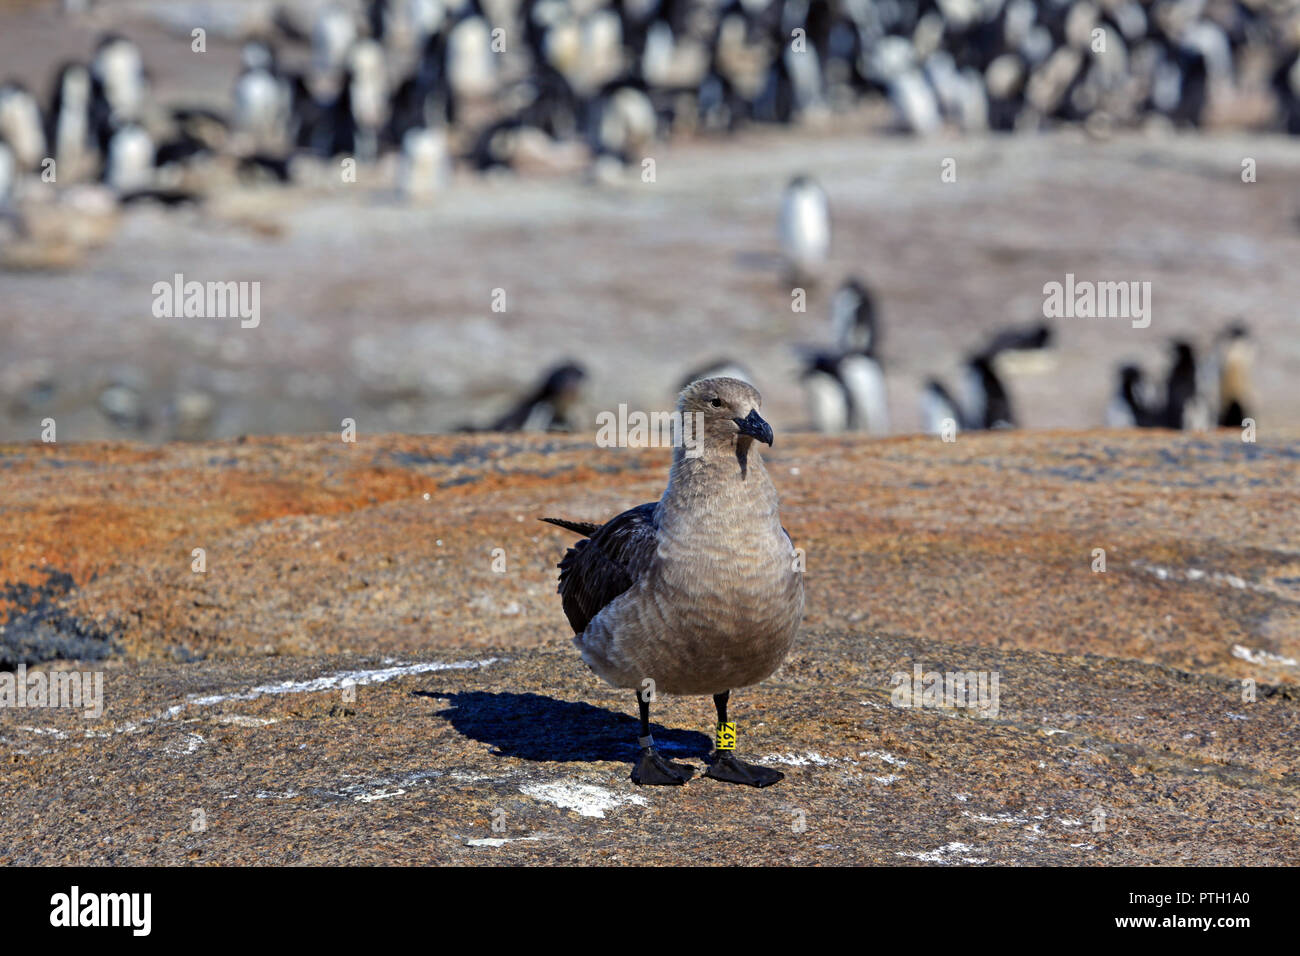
[423,691,710,765]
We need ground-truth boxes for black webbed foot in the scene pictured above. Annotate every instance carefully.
[632,747,695,786]
[705,752,784,788]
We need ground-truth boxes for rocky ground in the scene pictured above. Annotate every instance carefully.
[1,428,1297,864]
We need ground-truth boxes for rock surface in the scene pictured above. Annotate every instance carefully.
[1,429,1297,864]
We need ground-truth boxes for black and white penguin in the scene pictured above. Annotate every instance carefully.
[1161,339,1205,429]
[959,352,1016,429]
[802,353,851,434]
[398,124,451,199]
[514,63,582,142]
[47,63,95,179]
[97,380,151,433]
[345,38,391,161]
[779,3,826,117]
[151,108,225,197]
[0,138,16,208]
[387,69,447,147]
[1150,39,1208,128]
[468,116,542,171]
[752,50,797,124]
[445,6,497,103]
[801,278,889,435]
[388,17,462,147]
[1106,364,1161,428]
[91,34,148,143]
[103,121,154,192]
[704,0,778,129]
[920,354,1015,435]
[539,3,624,99]
[232,41,292,153]
[168,106,230,154]
[984,52,1027,131]
[590,80,658,165]
[920,378,965,436]
[809,349,889,435]
[779,174,830,284]
[0,82,47,172]
[1170,49,1209,129]
[695,62,747,133]
[1214,323,1254,428]
[490,362,588,432]
[370,0,445,63]
[299,38,393,162]
[842,349,889,432]
[310,5,358,85]
[924,50,988,132]
[830,277,877,353]
[153,130,212,171]
[241,37,278,74]
[639,2,711,95]
[889,67,942,134]
[1271,50,1300,135]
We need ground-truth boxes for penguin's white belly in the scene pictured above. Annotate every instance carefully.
[1105,396,1135,428]
[781,194,828,268]
[839,355,889,434]
[921,388,959,435]
[804,371,847,434]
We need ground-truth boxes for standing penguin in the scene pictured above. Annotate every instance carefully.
[371,0,445,66]
[0,83,47,172]
[591,81,658,166]
[779,174,829,285]
[919,320,1053,434]
[920,378,964,436]
[0,139,15,208]
[91,34,148,142]
[1106,364,1161,428]
[232,42,292,154]
[1161,340,1207,430]
[801,353,851,434]
[398,124,451,200]
[47,63,95,180]
[801,277,889,435]
[104,122,154,192]
[446,8,497,102]
[837,350,890,434]
[345,39,391,162]
[311,5,358,87]
[1214,323,1255,428]
[960,352,1015,430]
[830,277,877,353]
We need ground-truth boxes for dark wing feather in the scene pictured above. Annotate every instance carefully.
[545,502,658,636]
[539,517,601,536]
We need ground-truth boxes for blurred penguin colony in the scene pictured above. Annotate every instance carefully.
[490,167,1255,440]
[500,204,1256,441]
[4,0,1300,206]
[0,1,1269,440]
